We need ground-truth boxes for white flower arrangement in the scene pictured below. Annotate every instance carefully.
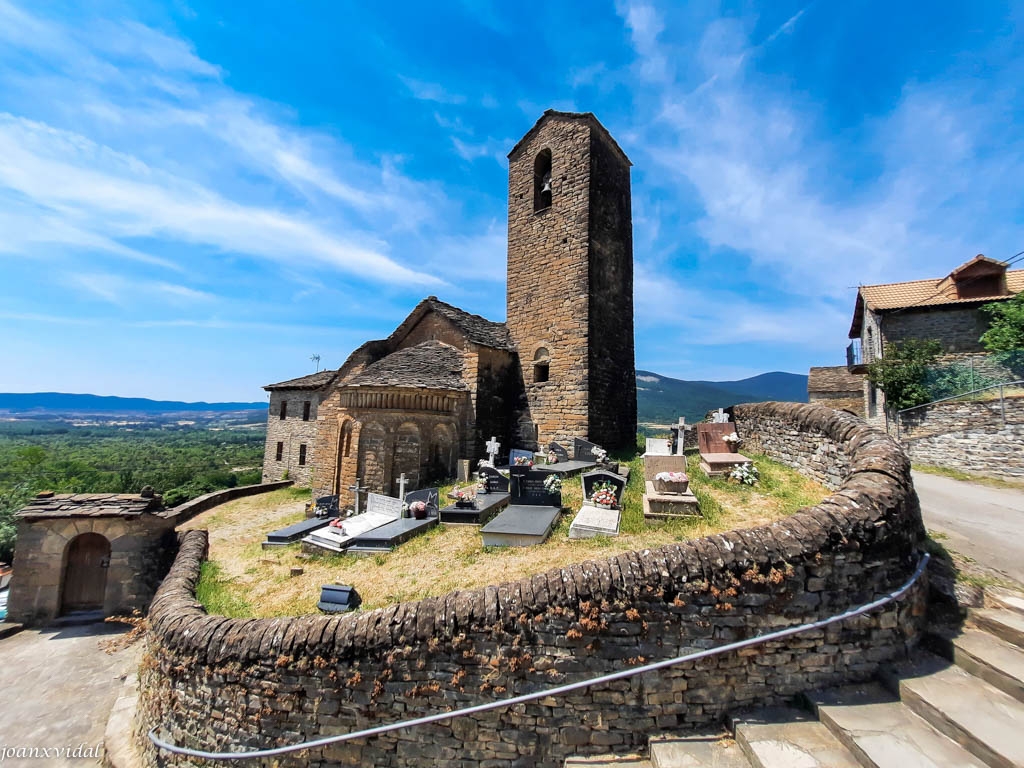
[655,471,688,482]
[592,447,608,462]
[543,474,562,493]
[729,463,759,486]
[721,433,742,445]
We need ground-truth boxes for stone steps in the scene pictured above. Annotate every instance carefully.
[564,591,1024,768]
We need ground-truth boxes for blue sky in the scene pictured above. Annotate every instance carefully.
[1,1,1022,401]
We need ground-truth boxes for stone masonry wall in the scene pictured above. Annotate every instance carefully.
[587,129,637,451]
[137,403,925,767]
[8,514,177,626]
[262,390,322,486]
[880,305,990,353]
[896,396,1024,477]
[506,117,593,450]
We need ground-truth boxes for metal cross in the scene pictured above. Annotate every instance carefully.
[348,478,367,516]
[485,436,501,465]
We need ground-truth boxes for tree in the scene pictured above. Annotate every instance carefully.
[980,293,1024,353]
[866,338,942,413]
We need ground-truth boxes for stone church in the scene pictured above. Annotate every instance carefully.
[262,111,637,505]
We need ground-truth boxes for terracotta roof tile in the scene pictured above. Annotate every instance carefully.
[859,269,1024,311]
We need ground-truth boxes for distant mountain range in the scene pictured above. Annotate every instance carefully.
[0,371,808,425]
[0,392,266,413]
[636,370,808,424]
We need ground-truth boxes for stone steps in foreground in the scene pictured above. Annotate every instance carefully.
[564,756,651,768]
[988,589,1024,616]
[971,608,1024,649]
[807,682,987,768]
[952,628,1024,704]
[891,653,1024,768]
[731,707,860,768]
[648,733,749,768]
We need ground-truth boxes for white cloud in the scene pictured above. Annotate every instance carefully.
[399,75,466,105]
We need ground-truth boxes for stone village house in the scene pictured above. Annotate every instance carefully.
[262,111,638,506]
[810,255,1024,424]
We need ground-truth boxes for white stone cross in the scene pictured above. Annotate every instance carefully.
[348,478,367,516]
[712,408,729,423]
[485,436,501,465]
[678,417,687,428]
[397,473,409,501]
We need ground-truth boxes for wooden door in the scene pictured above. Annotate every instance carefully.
[62,533,110,613]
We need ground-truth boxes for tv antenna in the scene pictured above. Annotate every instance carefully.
[310,354,321,372]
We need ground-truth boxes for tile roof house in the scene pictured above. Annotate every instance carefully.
[844,255,1022,423]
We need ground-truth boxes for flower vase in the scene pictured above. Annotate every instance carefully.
[726,443,739,453]
[654,478,689,494]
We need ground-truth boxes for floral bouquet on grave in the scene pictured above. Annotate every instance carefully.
[729,463,759,486]
[592,447,608,463]
[547,450,558,465]
[590,482,618,509]
[409,500,429,519]
[449,487,477,508]
[543,474,562,494]
[654,471,689,494]
[513,456,534,466]
[721,432,742,452]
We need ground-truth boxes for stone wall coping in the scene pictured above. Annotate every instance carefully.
[156,481,293,523]
[149,402,919,664]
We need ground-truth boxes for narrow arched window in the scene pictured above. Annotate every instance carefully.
[533,347,550,383]
[534,149,552,211]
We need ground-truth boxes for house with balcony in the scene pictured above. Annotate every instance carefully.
[845,254,1024,422]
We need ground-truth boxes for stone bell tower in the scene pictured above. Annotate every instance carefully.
[505,110,637,451]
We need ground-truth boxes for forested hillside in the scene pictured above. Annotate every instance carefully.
[0,421,265,562]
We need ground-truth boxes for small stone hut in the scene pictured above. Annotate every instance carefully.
[808,365,866,417]
[6,491,177,626]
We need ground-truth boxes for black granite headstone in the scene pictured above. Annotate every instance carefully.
[574,438,604,462]
[511,469,562,507]
[548,441,570,463]
[478,465,510,493]
[581,470,626,506]
[317,584,361,613]
[404,487,440,518]
[314,495,339,518]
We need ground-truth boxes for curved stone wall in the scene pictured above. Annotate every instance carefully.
[137,402,926,767]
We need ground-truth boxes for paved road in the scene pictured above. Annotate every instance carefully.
[0,622,140,766]
[913,470,1024,584]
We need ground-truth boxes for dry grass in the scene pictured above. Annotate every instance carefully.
[183,455,828,618]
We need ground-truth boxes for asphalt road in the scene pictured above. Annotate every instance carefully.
[912,470,1024,585]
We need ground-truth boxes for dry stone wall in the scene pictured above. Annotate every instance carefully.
[137,402,925,768]
[897,396,1024,477]
[262,391,323,486]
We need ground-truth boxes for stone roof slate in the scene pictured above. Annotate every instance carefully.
[18,492,164,519]
[263,370,338,391]
[344,341,468,390]
[507,109,632,166]
[389,297,514,351]
[808,366,864,394]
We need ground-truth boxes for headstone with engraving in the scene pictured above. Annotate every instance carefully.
[573,438,602,463]
[481,469,562,547]
[478,465,510,493]
[511,469,562,507]
[645,437,671,456]
[548,441,570,463]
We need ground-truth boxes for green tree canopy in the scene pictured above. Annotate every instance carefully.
[866,338,942,413]
[980,293,1024,352]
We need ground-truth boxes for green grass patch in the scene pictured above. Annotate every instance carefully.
[195,561,253,617]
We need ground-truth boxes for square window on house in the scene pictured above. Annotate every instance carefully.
[275,441,284,461]
[302,401,311,421]
[298,444,307,466]
[279,400,287,420]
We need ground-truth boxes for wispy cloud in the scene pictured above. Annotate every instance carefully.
[399,75,466,105]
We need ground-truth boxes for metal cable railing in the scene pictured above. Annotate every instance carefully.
[150,552,930,761]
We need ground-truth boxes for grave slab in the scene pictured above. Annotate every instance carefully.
[263,516,335,549]
[480,505,560,547]
[642,480,701,521]
[303,507,401,553]
[477,465,510,493]
[569,505,620,539]
[539,459,598,477]
[439,493,510,525]
[700,452,752,477]
[347,517,437,553]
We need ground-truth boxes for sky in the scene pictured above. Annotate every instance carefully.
[0,1,1022,402]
